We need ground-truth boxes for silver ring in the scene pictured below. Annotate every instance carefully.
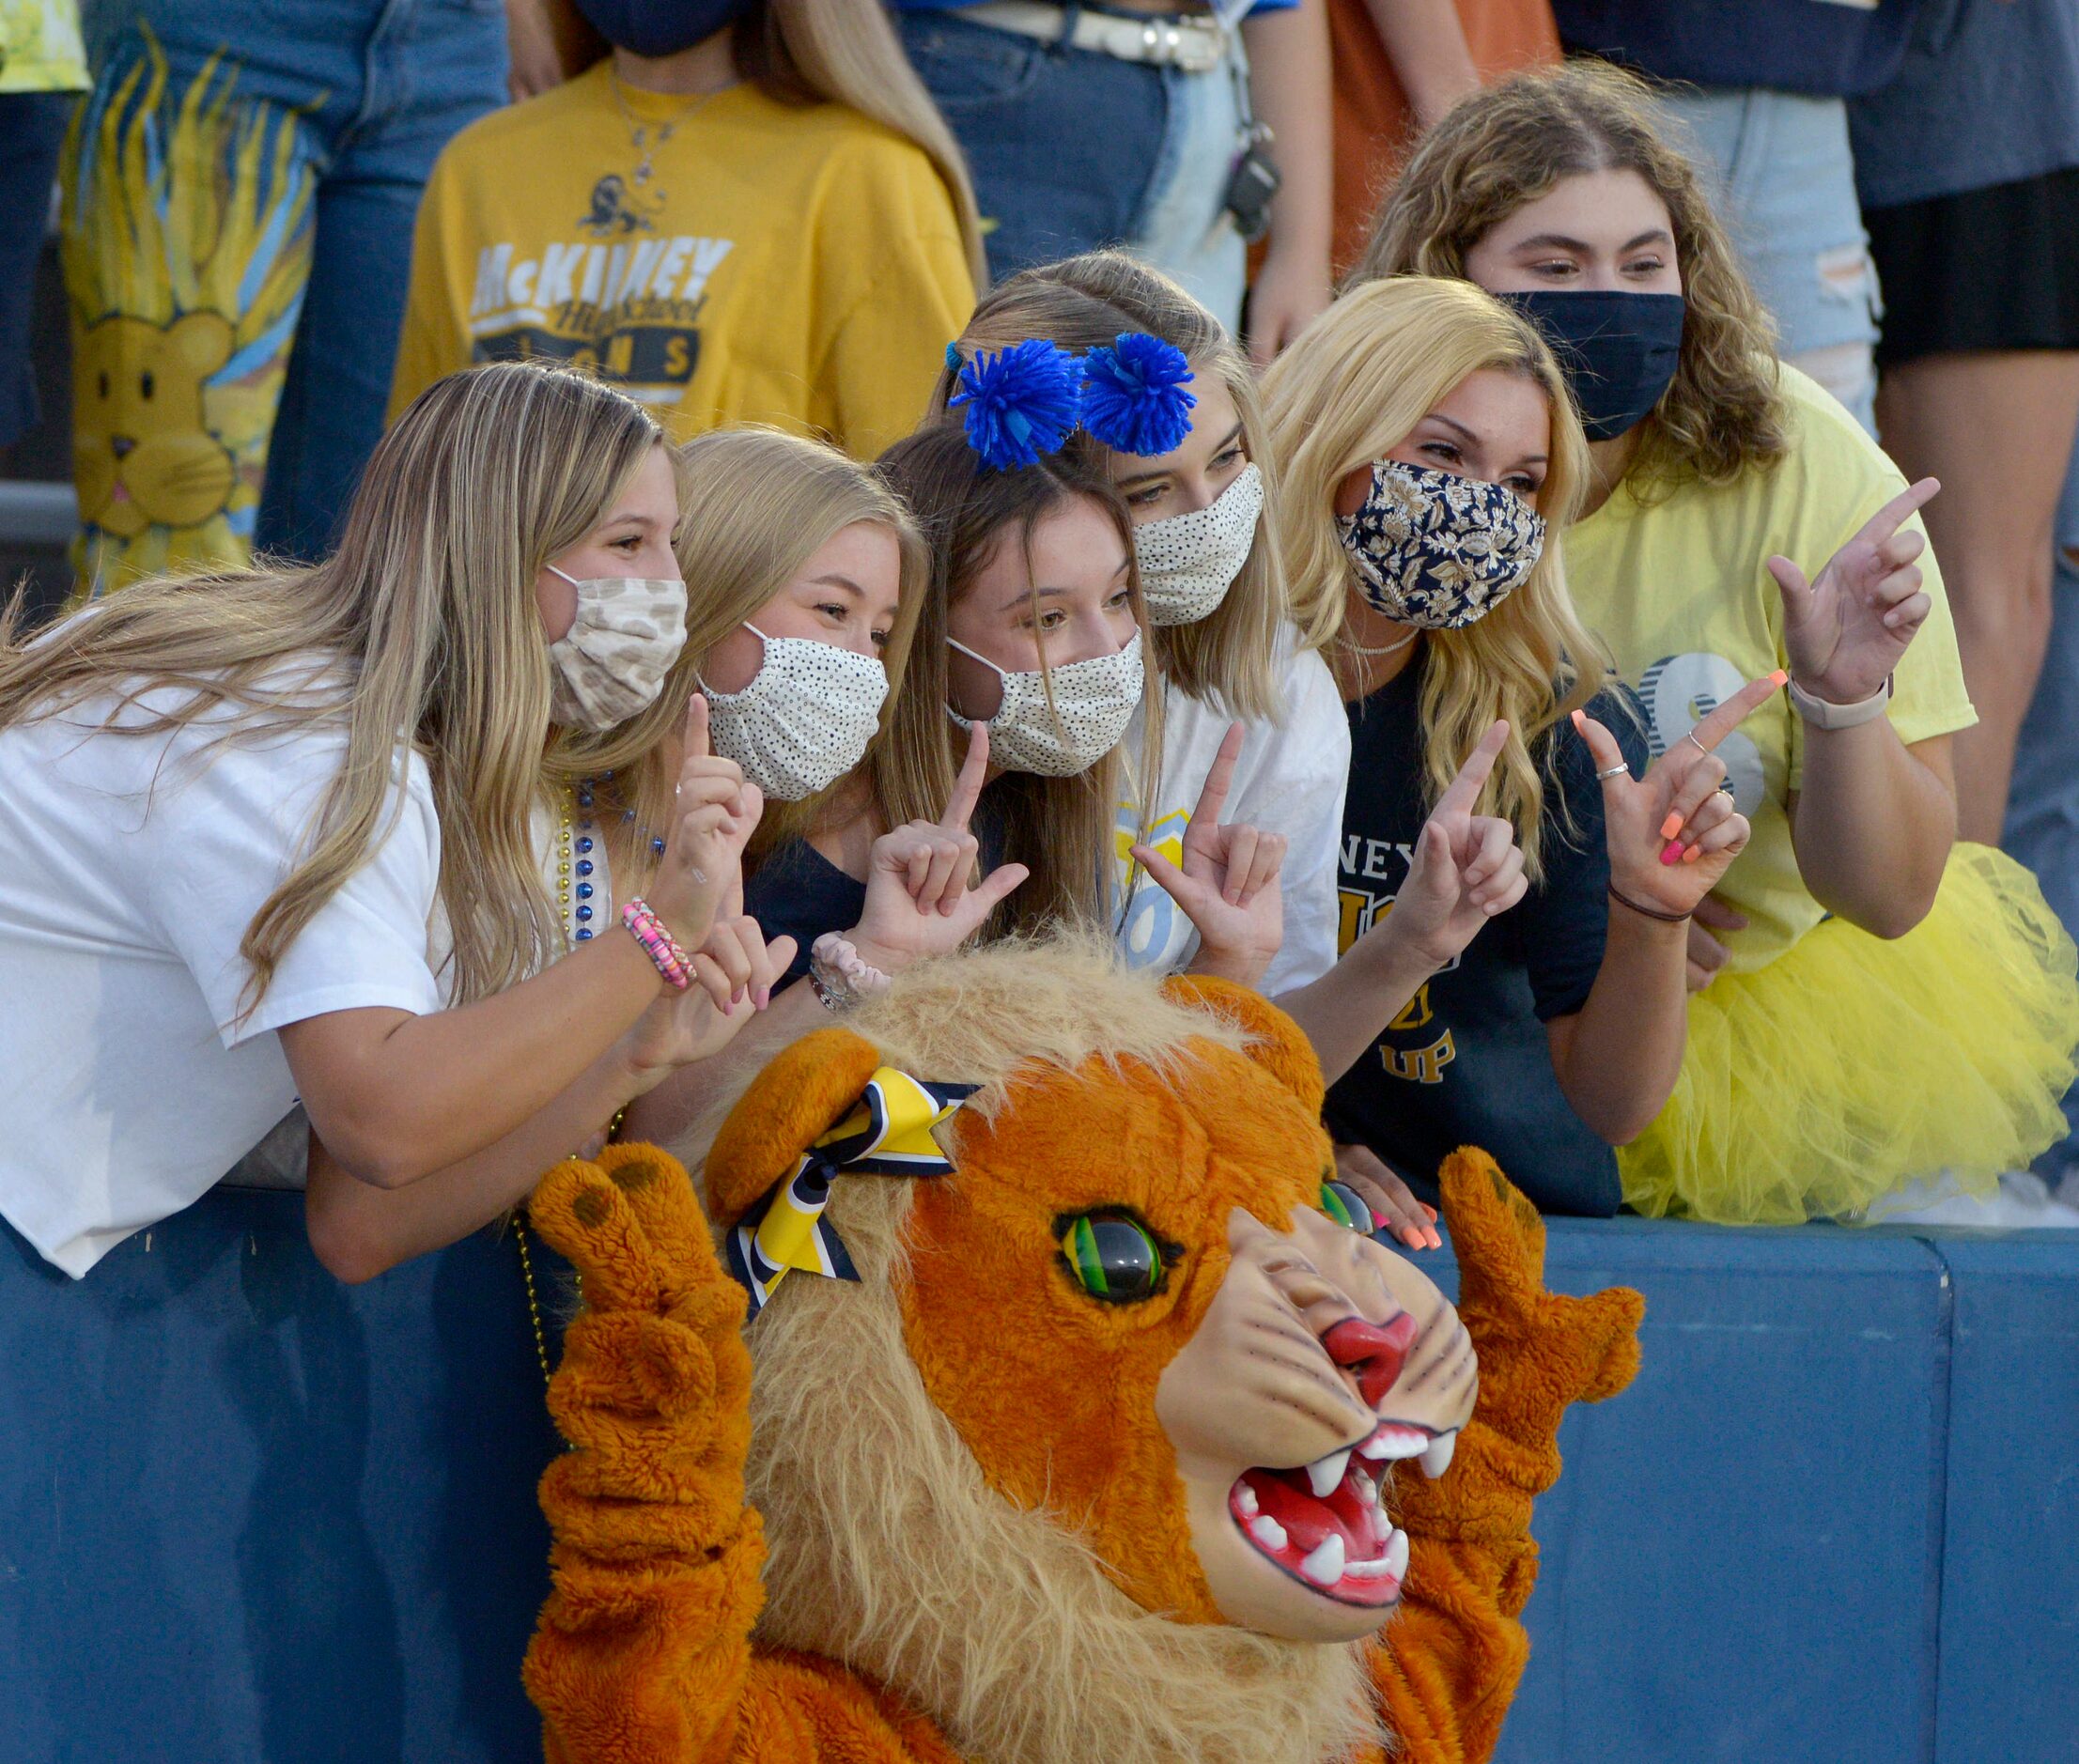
[1595,764,1631,781]
[1685,732,1712,758]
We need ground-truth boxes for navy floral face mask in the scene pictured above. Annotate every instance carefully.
[1335,460,1547,629]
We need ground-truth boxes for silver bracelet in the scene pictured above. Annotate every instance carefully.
[1787,673,1893,731]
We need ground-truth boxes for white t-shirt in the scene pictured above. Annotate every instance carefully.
[0,678,445,1277]
[1114,632,1350,996]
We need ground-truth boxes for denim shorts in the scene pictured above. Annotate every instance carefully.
[897,9,1248,328]
[1659,86,1882,434]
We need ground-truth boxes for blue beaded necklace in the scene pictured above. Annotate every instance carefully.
[555,776,667,952]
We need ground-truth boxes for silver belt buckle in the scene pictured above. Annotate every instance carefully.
[1140,16,1220,73]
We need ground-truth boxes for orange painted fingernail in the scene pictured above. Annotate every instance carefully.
[1427,1228,1443,1249]
[1570,708,1585,728]
[1420,1204,1439,1221]
[1402,1226,1425,1248]
[1682,844,1702,863]
[1658,812,1683,841]
[1660,840,1684,865]
[1770,669,1789,687]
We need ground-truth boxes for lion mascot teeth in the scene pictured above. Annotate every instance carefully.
[521,938,1642,1764]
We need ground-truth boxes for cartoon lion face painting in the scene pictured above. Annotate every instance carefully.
[71,311,236,538]
[522,937,1643,1764]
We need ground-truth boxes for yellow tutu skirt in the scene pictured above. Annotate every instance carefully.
[1620,843,2079,1225]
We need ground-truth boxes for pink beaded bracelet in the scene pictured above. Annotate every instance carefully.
[621,897,691,991]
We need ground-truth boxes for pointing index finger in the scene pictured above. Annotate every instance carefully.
[940,722,989,832]
[1850,476,1939,552]
[681,692,710,764]
[1685,671,1788,754]
[1435,720,1509,815]
[1191,722,1245,828]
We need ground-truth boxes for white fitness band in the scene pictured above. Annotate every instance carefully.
[1787,674,1893,731]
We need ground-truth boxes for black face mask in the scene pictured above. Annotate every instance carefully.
[1500,290,1685,441]
[573,0,751,58]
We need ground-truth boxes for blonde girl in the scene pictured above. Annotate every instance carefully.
[0,361,766,1282]
[389,0,984,460]
[1358,62,2079,1224]
[1262,276,1770,1217]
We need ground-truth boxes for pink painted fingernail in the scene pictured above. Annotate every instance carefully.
[1370,1208,1389,1230]
[1658,812,1683,842]
[1660,840,1684,865]
[755,985,771,1010]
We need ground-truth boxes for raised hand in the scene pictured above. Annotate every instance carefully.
[1130,722,1287,987]
[1574,673,1779,921]
[1384,720,1528,973]
[1771,477,1939,705]
[648,695,764,955]
[847,723,1030,974]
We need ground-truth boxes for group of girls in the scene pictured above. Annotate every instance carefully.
[5,59,2076,1295]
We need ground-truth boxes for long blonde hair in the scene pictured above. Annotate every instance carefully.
[1355,60,1788,495]
[932,253,1285,721]
[873,423,1159,939]
[1261,277,1607,876]
[739,0,987,287]
[0,360,665,1009]
[548,426,931,876]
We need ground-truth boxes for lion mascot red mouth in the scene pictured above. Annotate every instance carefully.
[520,937,1642,1764]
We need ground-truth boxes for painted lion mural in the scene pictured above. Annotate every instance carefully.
[521,938,1642,1764]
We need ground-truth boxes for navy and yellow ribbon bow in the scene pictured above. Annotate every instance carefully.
[726,1067,976,1313]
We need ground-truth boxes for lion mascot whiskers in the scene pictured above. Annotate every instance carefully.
[521,936,1642,1764]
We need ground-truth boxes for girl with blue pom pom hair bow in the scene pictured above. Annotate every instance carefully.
[931,251,1551,1249]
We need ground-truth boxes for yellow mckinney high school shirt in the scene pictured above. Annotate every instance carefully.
[388,65,975,459]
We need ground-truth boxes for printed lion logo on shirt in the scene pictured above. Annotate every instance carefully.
[72,311,238,538]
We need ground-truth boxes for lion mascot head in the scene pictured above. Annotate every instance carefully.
[522,936,1641,1764]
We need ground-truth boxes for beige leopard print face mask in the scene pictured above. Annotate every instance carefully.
[545,565,689,731]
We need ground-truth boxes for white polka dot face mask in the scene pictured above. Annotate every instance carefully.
[947,630,1145,777]
[1131,461,1264,627]
[700,624,889,801]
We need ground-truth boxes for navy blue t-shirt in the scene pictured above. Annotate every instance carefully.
[1550,0,1925,99]
[743,838,866,988]
[1322,660,1648,1217]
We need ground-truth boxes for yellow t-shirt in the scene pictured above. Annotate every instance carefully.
[388,66,975,459]
[1564,364,1977,971]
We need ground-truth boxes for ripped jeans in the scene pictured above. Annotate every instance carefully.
[1659,87,1882,435]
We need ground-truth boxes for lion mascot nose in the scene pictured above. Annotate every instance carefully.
[1323,1313,1420,1407]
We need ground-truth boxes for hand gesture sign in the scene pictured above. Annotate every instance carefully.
[1771,477,1939,705]
[1573,672,1781,921]
[649,695,764,957]
[624,901,799,1081]
[1384,720,1529,973]
[847,724,1030,974]
[1130,723,1287,986]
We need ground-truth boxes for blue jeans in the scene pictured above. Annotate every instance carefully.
[0,93,72,451]
[2005,434,2079,1175]
[63,0,506,586]
[1660,86,1883,435]
[896,9,1248,329]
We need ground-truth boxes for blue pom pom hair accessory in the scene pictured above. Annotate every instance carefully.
[948,338,1084,472]
[1079,332,1197,457]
